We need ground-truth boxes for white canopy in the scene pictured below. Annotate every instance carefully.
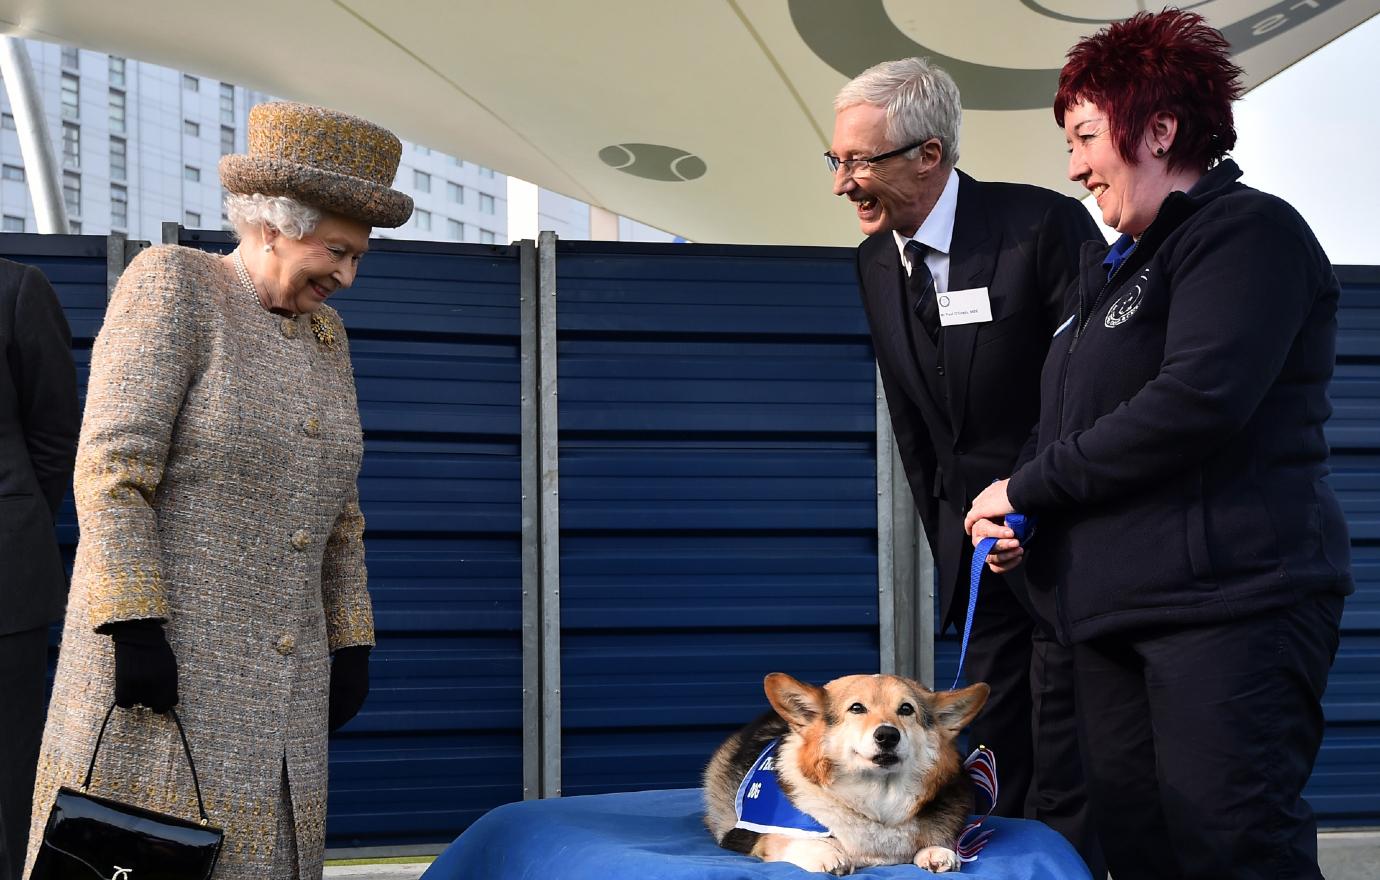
[2,0,1374,244]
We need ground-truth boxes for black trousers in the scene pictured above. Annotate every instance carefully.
[0,627,48,880]
[959,571,1105,877]
[1072,592,1344,880]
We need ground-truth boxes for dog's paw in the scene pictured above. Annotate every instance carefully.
[914,845,961,873]
[775,837,852,875]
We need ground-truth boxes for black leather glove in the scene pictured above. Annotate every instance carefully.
[108,619,179,712]
[328,645,371,732]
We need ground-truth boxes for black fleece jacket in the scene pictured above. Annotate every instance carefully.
[1008,160,1353,641]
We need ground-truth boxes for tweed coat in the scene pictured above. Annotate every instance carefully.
[26,245,374,880]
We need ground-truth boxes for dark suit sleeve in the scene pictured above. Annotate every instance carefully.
[857,254,941,556]
[1013,196,1099,473]
[11,265,79,518]
[1035,196,1100,332]
[878,356,941,557]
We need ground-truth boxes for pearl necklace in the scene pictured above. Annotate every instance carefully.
[231,249,267,312]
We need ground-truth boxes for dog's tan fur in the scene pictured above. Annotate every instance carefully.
[703,673,989,875]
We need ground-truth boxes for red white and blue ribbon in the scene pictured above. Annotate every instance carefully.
[956,746,999,863]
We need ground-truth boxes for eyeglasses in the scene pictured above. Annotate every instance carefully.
[824,139,930,175]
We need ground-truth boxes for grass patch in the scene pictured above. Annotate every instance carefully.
[325,856,436,866]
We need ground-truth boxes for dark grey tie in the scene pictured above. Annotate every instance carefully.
[904,240,940,342]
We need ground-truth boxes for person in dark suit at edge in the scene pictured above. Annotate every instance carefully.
[0,258,78,880]
[829,57,1103,874]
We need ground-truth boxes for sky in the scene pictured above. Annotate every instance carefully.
[1196,14,1377,264]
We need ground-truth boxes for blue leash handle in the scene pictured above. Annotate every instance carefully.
[952,512,1032,690]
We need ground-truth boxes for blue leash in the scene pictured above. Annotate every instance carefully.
[952,512,1032,690]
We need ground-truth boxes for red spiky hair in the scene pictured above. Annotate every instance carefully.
[1054,8,1244,171]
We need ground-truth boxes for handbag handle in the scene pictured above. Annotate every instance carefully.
[81,703,212,827]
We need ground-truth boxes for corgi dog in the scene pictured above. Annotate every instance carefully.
[703,673,990,875]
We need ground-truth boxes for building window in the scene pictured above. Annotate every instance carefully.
[447,181,463,204]
[2,215,24,233]
[63,171,81,217]
[61,74,79,120]
[110,137,126,181]
[183,119,200,137]
[479,229,496,244]
[220,125,235,156]
[219,83,235,125]
[1,113,14,130]
[184,165,200,182]
[447,219,463,240]
[478,193,495,214]
[2,164,25,182]
[185,211,201,227]
[477,165,495,178]
[414,169,431,193]
[109,89,126,134]
[61,46,79,70]
[183,74,199,91]
[415,208,432,231]
[62,123,80,168]
[110,184,127,228]
[109,56,125,88]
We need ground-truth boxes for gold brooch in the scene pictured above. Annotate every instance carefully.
[310,313,339,350]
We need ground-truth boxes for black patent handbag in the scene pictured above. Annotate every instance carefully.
[30,703,223,880]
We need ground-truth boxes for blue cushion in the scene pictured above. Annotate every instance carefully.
[421,788,1092,879]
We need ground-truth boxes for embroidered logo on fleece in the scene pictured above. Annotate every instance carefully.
[1105,269,1151,328]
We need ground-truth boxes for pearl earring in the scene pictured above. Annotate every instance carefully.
[263,244,273,253]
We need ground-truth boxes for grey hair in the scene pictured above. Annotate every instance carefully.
[833,57,962,168]
[224,193,321,240]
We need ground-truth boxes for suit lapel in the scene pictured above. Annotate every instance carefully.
[866,242,938,416]
[944,172,998,442]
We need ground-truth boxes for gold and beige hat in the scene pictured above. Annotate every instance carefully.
[219,102,413,228]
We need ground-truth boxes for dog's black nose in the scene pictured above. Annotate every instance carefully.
[874,725,900,750]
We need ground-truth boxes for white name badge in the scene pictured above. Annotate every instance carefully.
[937,287,993,326]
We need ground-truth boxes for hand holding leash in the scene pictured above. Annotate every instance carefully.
[965,478,1023,573]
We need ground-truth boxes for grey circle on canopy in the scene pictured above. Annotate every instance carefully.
[599,144,707,182]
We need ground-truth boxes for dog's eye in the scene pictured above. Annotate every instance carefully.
[848,703,866,714]
[898,703,915,716]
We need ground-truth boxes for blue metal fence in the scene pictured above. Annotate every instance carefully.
[7,231,1378,846]
[552,241,879,796]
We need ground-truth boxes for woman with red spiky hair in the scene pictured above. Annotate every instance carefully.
[965,9,1351,878]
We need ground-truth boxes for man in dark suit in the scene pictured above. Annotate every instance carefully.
[831,58,1103,874]
[0,258,78,880]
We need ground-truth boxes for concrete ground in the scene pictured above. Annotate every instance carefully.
[322,830,1380,879]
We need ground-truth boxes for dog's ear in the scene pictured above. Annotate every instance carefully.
[931,683,990,736]
[764,673,827,729]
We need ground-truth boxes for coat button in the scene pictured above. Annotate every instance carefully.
[275,634,295,656]
[280,319,298,339]
[291,529,311,551]
[303,417,320,438]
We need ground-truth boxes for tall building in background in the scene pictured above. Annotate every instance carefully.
[0,39,675,243]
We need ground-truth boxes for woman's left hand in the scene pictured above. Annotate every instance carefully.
[328,645,371,732]
[964,479,1015,534]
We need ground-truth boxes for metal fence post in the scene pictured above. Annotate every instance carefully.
[535,230,562,798]
[519,239,539,798]
[876,376,934,686]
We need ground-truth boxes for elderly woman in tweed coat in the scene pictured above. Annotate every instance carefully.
[26,103,412,880]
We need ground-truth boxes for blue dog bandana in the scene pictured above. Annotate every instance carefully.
[732,739,831,838]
